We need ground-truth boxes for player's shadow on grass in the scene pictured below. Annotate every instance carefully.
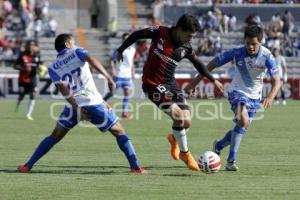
[0,165,198,176]
[0,165,132,175]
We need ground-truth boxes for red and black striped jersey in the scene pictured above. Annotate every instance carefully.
[16,52,40,84]
[117,26,215,87]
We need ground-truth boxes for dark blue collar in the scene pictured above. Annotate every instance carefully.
[57,48,68,57]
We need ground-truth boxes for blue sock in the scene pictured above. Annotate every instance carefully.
[26,136,57,168]
[216,129,232,151]
[116,134,140,169]
[122,96,129,115]
[228,126,246,162]
[103,92,113,101]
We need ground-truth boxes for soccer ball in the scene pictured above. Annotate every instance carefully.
[198,151,221,173]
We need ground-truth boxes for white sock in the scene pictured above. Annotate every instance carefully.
[27,100,35,116]
[172,128,188,152]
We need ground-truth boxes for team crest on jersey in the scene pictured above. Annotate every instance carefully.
[237,60,244,66]
[157,38,165,51]
[181,49,186,58]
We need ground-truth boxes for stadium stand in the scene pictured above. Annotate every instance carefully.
[1,0,300,97]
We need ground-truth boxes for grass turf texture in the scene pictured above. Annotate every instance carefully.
[0,99,299,199]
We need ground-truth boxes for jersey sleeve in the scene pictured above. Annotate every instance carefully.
[75,48,88,62]
[48,67,60,82]
[186,49,215,82]
[265,53,279,77]
[142,26,160,39]
[214,48,236,67]
[111,50,117,62]
[117,26,160,53]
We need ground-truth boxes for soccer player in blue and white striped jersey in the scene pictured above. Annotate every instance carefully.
[185,25,281,171]
[18,34,145,174]
[103,32,136,119]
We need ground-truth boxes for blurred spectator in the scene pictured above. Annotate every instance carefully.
[266,24,283,51]
[273,48,287,105]
[46,16,57,37]
[198,37,214,56]
[41,0,49,19]
[282,10,295,37]
[89,0,99,28]
[33,17,42,41]
[152,0,164,22]
[108,17,118,37]
[6,9,24,32]
[271,13,283,30]
[34,0,43,19]
[146,16,162,27]
[203,11,217,36]
[292,31,300,56]
[0,45,13,63]
[221,13,229,34]
[281,37,293,57]
[213,6,223,33]
[213,36,222,53]
[245,13,261,26]
[228,14,237,32]
[2,0,12,17]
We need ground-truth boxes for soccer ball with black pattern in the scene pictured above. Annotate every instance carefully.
[198,151,221,173]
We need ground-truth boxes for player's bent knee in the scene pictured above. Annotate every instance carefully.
[50,124,69,142]
[109,121,125,136]
[183,119,192,128]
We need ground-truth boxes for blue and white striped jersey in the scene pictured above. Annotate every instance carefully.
[48,47,103,106]
[112,46,136,78]
[215,45,279,99]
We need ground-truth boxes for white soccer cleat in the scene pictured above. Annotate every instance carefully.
[26,114,34,121]
[225,161,239,171]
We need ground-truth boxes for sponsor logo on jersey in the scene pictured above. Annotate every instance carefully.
[153,49,178,65]
[53,53,76,69]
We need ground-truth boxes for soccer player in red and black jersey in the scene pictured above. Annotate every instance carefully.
[116,14,223,171]
[14,40,41,120]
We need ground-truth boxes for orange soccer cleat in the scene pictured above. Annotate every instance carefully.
[179,151,200,171]
[167,133,180,160]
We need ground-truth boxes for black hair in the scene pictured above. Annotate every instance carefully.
[176,14,200,32]
[54,33,73,52]
[244,25,263,41]
[24,40,37,52]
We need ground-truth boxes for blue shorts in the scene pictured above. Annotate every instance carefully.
[114,76,132,89]
[228,91,261,118]
[57,103,119,132]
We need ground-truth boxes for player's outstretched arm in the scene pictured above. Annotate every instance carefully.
[117,28,158,62]
[86,55,116,92]
[262,76,281,109]
[184,59,220,95]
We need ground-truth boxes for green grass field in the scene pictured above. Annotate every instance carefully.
[0,99,299,200]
